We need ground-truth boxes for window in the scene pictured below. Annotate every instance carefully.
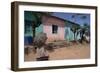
[52,25,58,34]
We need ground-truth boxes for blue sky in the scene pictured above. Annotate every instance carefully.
[52,12,90,26]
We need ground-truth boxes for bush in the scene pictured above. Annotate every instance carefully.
[33,32,47,48]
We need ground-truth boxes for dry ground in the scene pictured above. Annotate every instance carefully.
[24,43,90,61]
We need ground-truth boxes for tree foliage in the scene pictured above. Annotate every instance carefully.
[80,23,90,43]
[25,11,52,41]
[70,25,80,40]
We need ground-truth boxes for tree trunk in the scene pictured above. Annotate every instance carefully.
[74,32,76,41]
[81,34,84,43]
[32,25,35,41]
[80,31,84,43]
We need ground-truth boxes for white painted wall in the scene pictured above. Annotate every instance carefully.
[0,0,99,73]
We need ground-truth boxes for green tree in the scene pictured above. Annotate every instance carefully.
[71,25,80,41]
[80,23,89,43]
[25,11,52,41]
[25,11,42,40]
[71,14,81,41]
[71,14,90,42]
[79,15,90,43]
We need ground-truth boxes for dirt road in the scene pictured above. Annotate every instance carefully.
[24,43,90,61]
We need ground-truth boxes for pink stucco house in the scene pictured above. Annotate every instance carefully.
[41,15,66,42]
[24,12,81,45]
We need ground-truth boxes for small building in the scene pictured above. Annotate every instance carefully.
[24,12,81,45]
[41,15,66,42]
